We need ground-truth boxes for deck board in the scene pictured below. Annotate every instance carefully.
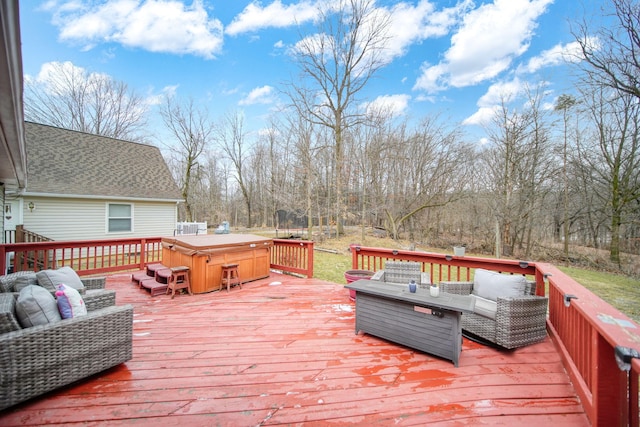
[0,272,590,426]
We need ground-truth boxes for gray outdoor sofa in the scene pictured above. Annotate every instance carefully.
[0,269,133,410]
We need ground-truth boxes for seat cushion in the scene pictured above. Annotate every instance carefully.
[15,285,62,328]
[36,267,85,293]
[472,295,497,320]
[473,269,527,302]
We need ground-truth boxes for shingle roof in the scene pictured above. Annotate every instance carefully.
[24,121,183,201]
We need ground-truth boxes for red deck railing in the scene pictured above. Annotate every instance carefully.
[350,244,639,427]
[0,238,163,275]
[0,237,313,278]
[270,238,314,278]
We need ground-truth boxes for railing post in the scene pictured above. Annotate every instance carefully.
[0,244,6,275]
[139,239,147,270]
[593,332,628,425]
[351,244,359,269]
[307,241,314,278]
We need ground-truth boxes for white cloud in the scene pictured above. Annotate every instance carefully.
[239,85,275,105]
[49,0,224,59]
[380,0,472,65]
[414,0,553,93]
[146,84,179,106]
[28,60,167,108]
[226,0,319,36]
[477,78,524,107]
[362,94,411,118]
[462,105,499,126]
[462,78,524,126]
[520,40,586,73]
[29,61,107,94]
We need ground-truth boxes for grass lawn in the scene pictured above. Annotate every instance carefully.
[557,266,640,323]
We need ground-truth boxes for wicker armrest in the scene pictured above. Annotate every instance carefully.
[439,281,473,295]
[84,289,116,311]
[495,295,549,348]
[80,277,106,290]
[495,295,548,323]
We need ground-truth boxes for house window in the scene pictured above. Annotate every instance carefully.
[108,203,132,233]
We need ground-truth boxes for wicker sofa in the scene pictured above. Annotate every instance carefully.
[0,270,133,410]
[371,261,431,286]
[440,269,548,349]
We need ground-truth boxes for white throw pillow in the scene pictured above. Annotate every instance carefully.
[473,269,527,302]
[55,284,87,319]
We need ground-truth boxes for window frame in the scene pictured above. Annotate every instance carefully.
[106,203,133,233]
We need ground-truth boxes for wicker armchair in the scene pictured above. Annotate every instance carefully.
[371,261,431,286]
[440,278,548,349]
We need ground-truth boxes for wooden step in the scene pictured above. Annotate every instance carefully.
[154,268,172,284]
[146,263,167,277]
[140,277,168,297]
[131,271,148,286]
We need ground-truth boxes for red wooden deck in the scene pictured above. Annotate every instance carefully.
[0,272,590,426]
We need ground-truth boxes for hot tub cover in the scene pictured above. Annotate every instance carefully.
[161,234,273,255]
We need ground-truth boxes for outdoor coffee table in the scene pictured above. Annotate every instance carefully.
[346,279,475,366]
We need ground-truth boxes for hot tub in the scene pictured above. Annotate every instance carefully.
[161,234,273,293]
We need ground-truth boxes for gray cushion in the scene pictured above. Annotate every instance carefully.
[472,295,497,320]
[36,267,85,293]
[0,293,21,333]
[15,285,62,328]
[473,269,527,302]
[13,274,39,293]
[0,271,37,293]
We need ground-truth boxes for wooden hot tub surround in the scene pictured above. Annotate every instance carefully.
[161,234,273,293]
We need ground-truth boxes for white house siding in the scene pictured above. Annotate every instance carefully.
[130,201,178,238]
[22,197,177,241]
[1,187,4,243]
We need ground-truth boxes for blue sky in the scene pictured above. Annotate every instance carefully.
[19,0,590,144]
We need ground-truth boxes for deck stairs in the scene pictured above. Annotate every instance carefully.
[131,263,172,296]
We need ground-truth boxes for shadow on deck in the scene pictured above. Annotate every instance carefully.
[0,272,589,426]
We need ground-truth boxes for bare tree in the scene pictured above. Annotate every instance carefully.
[215,111,254,227]
[24,61,148,141]
[574,0,640,101]
[287,0,391,236]
[555,94,579,258]
[480,85,555,258]
[579,87,640,265]
[160,97,214,222]
[387,119,469,241]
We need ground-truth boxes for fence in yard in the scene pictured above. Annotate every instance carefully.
[175,221,207,235]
